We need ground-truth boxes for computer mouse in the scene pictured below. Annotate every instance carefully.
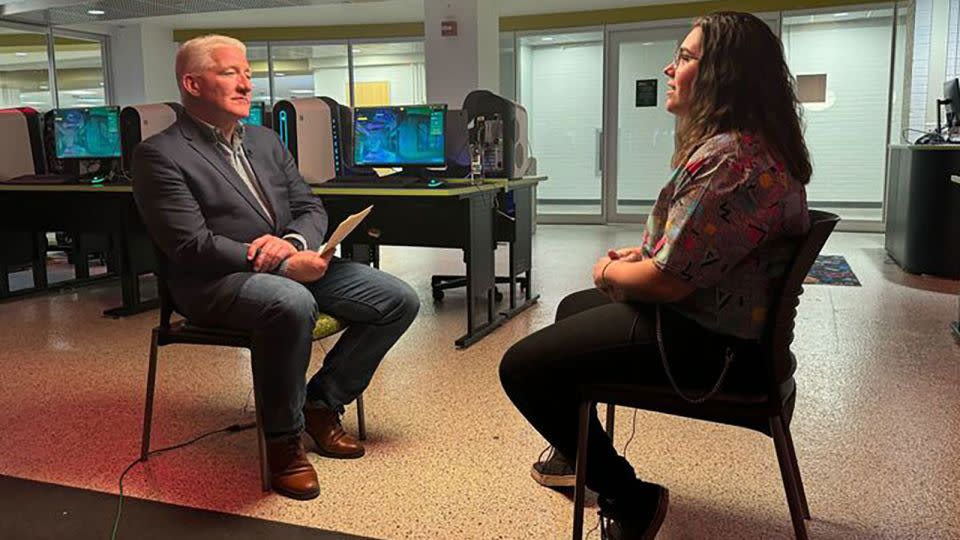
[426,178,446,188]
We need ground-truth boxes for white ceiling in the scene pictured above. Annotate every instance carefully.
[55,0,703,30]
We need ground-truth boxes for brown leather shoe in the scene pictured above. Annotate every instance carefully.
[303,406,365,459]
[265,432,320,500]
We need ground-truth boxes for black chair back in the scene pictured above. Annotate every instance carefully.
[149,243,178,329]
[762,210,840,388]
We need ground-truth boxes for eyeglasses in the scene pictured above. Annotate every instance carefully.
[672,47,700,67]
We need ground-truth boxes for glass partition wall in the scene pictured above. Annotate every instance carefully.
[0,26,53,111]
[508,4,916,229]
[516,30,604,221]
[0,23,109,112]
[782,7,896,224]
[249,38,425,109]
[53,34,107,108]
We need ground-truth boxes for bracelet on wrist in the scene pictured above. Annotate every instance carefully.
[601,259,616,287]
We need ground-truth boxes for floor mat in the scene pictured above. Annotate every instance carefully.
[805,254,861,286]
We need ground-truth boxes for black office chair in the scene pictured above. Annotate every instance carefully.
[139,256,365,492]
[570,210,840,540]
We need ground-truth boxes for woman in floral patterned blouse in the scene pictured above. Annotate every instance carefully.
[500,11,812,540]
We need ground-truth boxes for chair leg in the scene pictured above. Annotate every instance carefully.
[139,329,160,461]
[250,371,270,493]
[770,415,809,539]
[605,404,615,442]
[779,416,811,519]
[356,394,367,441]
[572,400,592,540]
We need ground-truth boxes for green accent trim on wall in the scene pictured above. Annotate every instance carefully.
[172,22,424,42]
[171,0,893,42]
[0,35,90,47]
[500,0,893,31]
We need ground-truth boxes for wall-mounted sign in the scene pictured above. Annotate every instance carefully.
[441,20,458,37]
[636,79,657,107]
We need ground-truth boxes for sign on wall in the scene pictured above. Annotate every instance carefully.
[636,79,657,107]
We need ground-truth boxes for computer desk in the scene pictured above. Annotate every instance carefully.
[0,178,543,347]
[313,176,544,349]
[0,184,157,317]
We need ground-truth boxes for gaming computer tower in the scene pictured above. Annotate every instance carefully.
[272,98,340,184]
[462,89,532,179]
[120,102,182,174]
[0,108,45,180]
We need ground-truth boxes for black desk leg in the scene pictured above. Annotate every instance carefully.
[501,186,539,320]
[73,232,90,280]
[103,231,157,318]
[0,262,9,297]
[31,232,47,289]
[455,193,503,349]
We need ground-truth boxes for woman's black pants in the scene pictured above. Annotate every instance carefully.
[499,288,750,500]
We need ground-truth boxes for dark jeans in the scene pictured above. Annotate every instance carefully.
[211,257,419,435]
[499,288,757,500]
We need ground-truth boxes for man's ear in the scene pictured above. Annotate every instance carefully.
[182,74,201,98]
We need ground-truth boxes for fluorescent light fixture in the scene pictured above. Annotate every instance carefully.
[275,72,285,77]
[290,89,313,94]
[40,85,48,90]
[22,101,45,106]
[641,42,654,46]
[833,12,849,17]
[541,37,554,41]
[69,89,99,95]
[87,9,105,15]
[15,52,28,57]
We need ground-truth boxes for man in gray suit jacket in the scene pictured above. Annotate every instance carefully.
[133,35,419,500]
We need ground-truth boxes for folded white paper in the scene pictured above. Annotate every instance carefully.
[318,205,373,256]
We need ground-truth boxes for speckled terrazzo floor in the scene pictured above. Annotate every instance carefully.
[0,228,957,539]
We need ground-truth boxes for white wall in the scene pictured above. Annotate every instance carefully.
[784,18,893,203]
[424,0,499,107]
[110,23,177,106]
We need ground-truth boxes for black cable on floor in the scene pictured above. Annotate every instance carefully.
[110,422,256,540]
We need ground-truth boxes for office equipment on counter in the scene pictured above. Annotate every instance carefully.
[885,144,960,278]
[273,98,339,184]
[353,104,447,170]
[462,90,533,178]
[241,101,265,127]
[54,106,122,160]
[120,102,182,174]
[0,107,46,182]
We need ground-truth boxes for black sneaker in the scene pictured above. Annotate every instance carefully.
[530,446,576,487]
[598,482,669,540]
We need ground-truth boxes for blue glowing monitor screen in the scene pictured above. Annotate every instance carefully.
[241,102,264,126]
[54,106,121,159]
[353,105,446,167]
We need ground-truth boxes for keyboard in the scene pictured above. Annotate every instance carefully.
[323,176,443,189]
[2,174,77,185]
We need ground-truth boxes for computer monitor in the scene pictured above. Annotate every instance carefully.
[241,101,265,127]
[53,106,121,159]
[353,104,446,167]
[944,78,960,129]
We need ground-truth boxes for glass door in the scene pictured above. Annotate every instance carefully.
[604,26,689,222]
[516,30,604,222]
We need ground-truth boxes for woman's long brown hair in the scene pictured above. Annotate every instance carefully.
[673,11,812,184]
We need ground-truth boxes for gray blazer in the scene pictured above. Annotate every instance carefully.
[132,114,327,320]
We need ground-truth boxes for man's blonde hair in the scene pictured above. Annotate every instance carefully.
[175,34,246,87]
